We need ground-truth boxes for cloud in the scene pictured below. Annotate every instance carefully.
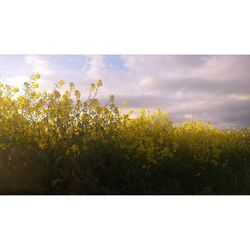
[4,75,29,87]
[0,55,249,128]
[24,55,53,76]
[115,55,250,128]
[80,55,138,97]
[139,77,250,96]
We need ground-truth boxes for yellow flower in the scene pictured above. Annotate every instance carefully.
[97,79,103,87]
[12,87,19,93]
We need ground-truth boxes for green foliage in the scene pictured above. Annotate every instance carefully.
[0,74,249,194]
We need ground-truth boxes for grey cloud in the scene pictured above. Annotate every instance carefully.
[73,55,250,128]
[142,77,250,96]
[170,98,250,129]
[110,93,250,129]
[114,95,174,109]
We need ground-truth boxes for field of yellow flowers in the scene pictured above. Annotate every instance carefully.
[0,74,249,194]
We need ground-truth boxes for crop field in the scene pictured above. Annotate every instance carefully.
[0,74,249,194]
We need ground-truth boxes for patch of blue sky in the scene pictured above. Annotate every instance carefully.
[44,55,87,71]
[104,55,126,72]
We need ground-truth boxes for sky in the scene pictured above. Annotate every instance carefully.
[0,55,249,129]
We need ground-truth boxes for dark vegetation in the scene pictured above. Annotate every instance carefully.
[0,74,249,194]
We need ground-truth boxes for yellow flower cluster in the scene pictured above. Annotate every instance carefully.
[0,74,249,194]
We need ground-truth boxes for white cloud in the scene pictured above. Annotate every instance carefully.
[183,114,193,119]
[24,55,53,76]
[82,55,106,79]
[80,55,139,97]
[3,75,29,87]
[230,94,250,101]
